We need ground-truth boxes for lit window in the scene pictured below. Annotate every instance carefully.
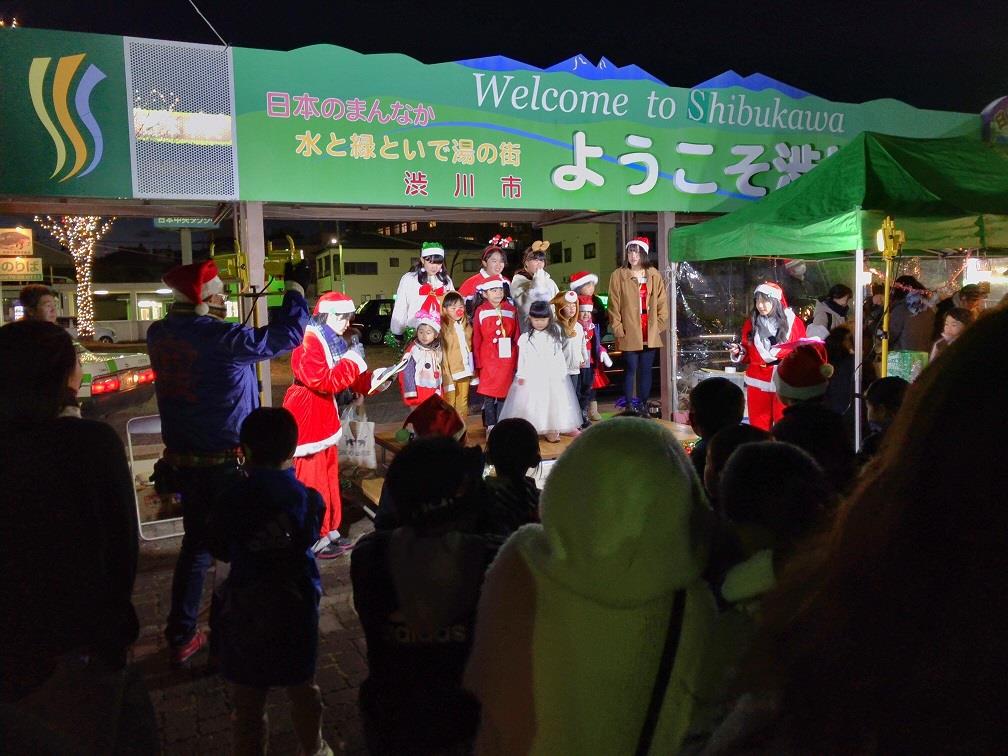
[400,222,408,234]
[429,220,437,228]
[410,221,418,231]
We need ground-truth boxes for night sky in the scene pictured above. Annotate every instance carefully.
[4,0,1002,113]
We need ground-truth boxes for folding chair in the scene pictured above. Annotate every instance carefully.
[126,414,184,541]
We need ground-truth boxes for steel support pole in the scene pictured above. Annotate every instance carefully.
[238,201,272,406]
[657,212,677,420]
[854,247,865,449]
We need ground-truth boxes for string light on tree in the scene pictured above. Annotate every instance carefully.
[34,215,115,339]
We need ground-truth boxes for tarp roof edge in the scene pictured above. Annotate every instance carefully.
[668,133,1008,261]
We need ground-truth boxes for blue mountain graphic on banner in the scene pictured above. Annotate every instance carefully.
[692,70,811,99]
[454,54,663,84]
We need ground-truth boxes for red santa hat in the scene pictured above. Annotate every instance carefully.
[402,394,466,442]
[625,236,650,255]
[578,295,595,313]
[414,307,441,333]
[773,342,835,400]
[314,291,355,316]
[475,274,507,292]
[570,271,598,290]
[754,281,788,308]
[162,259,224,316]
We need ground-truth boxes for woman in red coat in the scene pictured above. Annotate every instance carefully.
[729,281,806,430]
[283,292,371,558]
[471,275,519,430]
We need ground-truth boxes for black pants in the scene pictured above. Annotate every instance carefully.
[165,462,243,648]
[482,397,505,427]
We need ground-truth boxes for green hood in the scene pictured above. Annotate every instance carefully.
[515,417,713,608]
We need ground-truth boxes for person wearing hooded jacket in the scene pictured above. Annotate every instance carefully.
[464,417,716,755]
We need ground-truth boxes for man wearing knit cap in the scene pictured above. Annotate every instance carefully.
[148,258,310,668]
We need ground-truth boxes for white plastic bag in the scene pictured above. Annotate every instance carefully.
[338,404,376,470]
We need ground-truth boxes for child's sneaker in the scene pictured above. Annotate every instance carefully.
[316,536,355,559]
[170,630,207,668]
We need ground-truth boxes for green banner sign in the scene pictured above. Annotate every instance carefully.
[232,46,979,212]
[0,27,983,212]
[0,28,132,198]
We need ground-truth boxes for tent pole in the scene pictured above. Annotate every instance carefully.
[854,247,865,450]
[658,212,676,420]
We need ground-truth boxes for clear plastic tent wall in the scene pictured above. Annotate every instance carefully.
[672,252,1008,415]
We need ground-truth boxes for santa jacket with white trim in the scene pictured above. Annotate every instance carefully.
[390,271,455,336]
[733,310,806,391]
[457,269,512,301]
[283,325,370,458]
[471,300,519,399]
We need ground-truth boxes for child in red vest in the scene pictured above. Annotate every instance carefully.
[471,275,519,431]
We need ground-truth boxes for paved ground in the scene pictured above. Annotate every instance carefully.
[133,503,377,754]
[113,346,630,753]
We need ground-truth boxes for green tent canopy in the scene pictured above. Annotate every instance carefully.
[669,132,1008,261]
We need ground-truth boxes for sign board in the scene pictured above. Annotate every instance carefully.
[153,217,220,229]
[231,49,980,212]
[0,227,33,256]
[0,27,984,211]
[0,256,44,282]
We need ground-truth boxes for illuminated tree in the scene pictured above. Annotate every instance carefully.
[34,215,115,338]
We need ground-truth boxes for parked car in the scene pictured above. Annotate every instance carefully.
[353,298,395,345]
[58,316,117,343]
[75,341,155,417]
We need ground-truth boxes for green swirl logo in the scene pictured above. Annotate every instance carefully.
[28,54,107,182]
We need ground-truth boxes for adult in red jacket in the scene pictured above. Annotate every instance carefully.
[471,275,519,430]
[283,292,370,558]
[729,281,806,430]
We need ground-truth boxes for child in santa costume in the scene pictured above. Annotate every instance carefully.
[471,275,519,431]
[390,242,454,338]
[570,270,609,347]
[578,295,613,423]
[399,308,446,407]
[440,291,477,419]
[283,291,371,559]
[729,281,807,430]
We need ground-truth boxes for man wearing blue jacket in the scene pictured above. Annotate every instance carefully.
[148,258,309,667]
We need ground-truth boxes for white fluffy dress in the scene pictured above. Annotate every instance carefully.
[500,329,582,433]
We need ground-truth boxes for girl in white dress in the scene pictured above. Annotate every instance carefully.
[500,299,582,442]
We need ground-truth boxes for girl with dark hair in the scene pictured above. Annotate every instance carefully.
[457,237,513,307]
[929,306,974,361]
[510,241,559,333]
[499,299,581,442]
[390,241,455,337]
[440,291,476,418]
[729,282,806,430]
[0,320,156,751]
[706,307,1008,754]
[607,236,668,415]
[811,283,853,332]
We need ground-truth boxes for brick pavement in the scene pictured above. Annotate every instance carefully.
[132,507,376,755]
